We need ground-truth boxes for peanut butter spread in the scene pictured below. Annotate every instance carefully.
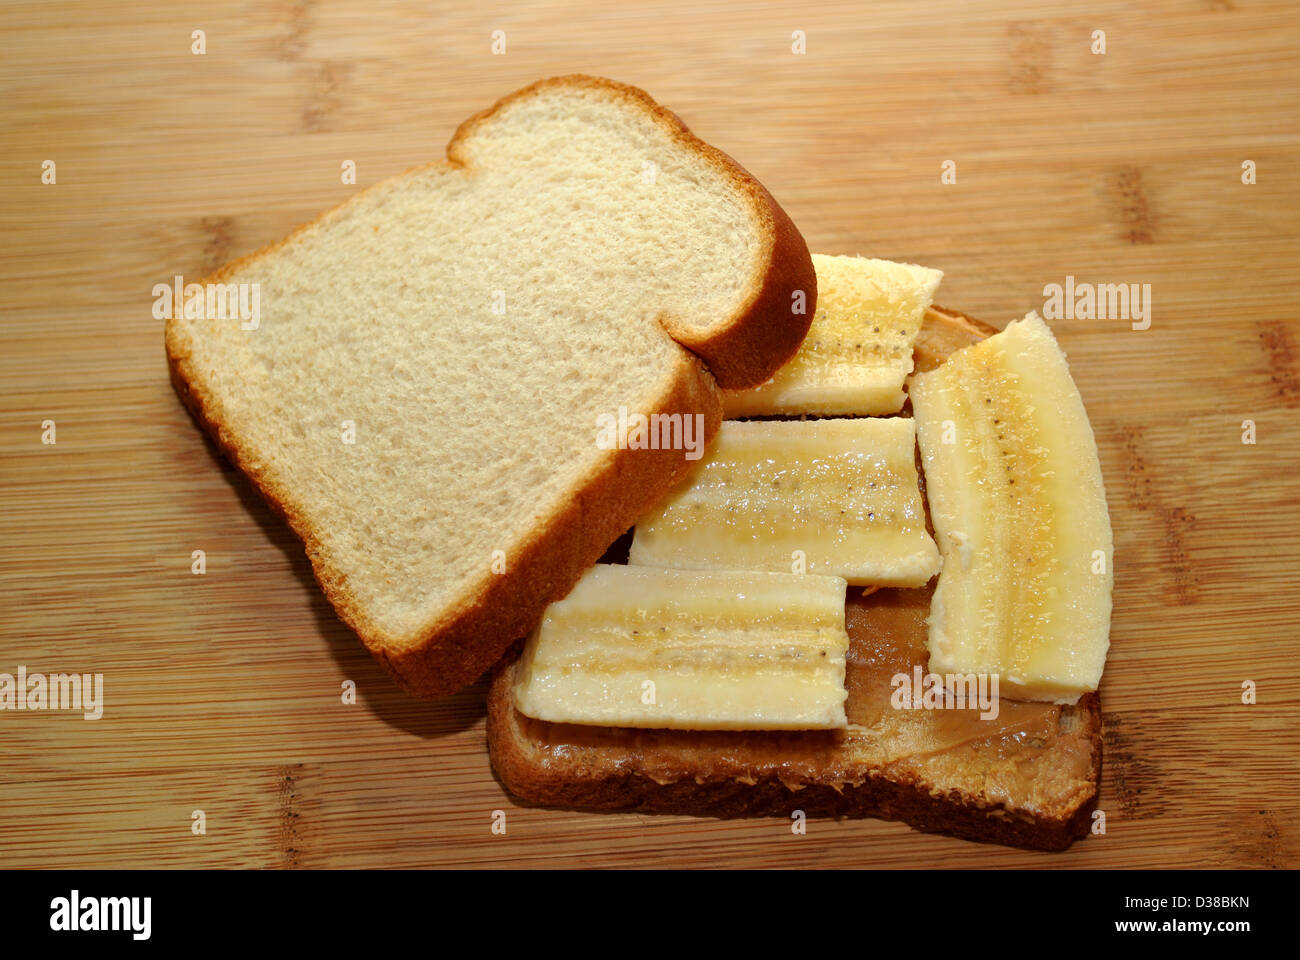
[508,586,1096,815]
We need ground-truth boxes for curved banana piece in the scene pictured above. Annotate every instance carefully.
[910,312,1113,703]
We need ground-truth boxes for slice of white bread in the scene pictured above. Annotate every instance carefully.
[166,76,816,698]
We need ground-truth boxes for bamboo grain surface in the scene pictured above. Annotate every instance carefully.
[1,0,1298,868]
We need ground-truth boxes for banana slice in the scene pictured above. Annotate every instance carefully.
[513,565,850,730]
[722,254,943,417]
[910,311,1113,703]
[628,417,940,587]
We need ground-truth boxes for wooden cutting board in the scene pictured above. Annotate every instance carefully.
[2,0,1297,868]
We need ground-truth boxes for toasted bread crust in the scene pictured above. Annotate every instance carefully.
[165,76,815,698]
[487,655,1101,851]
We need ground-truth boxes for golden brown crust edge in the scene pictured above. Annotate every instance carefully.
[485,646,1101,853]
[679,180,816,388]
[165,75,816,698]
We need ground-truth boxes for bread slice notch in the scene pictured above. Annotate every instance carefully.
[166,75,816,698]
[487,305,1103,851]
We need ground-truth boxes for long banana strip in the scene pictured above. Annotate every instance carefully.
[910,311,1113,703]
[629,417,940,587]
[722,254,942,417]
[513,565,850,730]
